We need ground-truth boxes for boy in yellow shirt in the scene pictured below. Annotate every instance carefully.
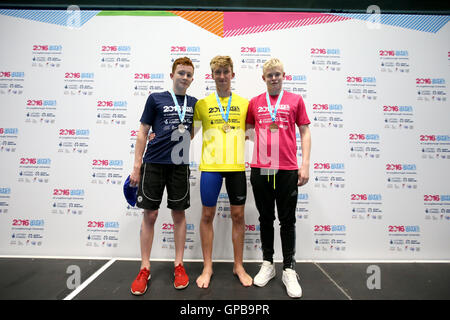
[193,56,252,288]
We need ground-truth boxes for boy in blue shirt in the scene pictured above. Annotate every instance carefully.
[129,57,197,295]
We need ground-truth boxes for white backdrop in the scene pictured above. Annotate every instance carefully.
[0,10,449,261]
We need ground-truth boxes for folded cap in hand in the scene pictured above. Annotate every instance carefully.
[123,175,138,207]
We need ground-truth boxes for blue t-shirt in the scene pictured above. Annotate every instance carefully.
[140,91,197,164]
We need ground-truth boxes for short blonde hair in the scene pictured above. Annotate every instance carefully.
[210,55,234,73]
[263,58,284,74]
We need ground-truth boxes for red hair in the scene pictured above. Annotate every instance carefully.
[172,57,194,73]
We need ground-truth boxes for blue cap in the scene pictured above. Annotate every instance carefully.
[123,175,138,207]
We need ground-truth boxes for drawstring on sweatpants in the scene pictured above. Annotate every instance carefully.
[267,169,276,189]
[273,170,276,189]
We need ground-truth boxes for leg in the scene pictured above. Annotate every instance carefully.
[136,163,165,270]
[171,210,186,267]
[140,209,159,270]
[166,164,191,267]
[230,204,252,286]
[275,170,299,270]
[196,205,216,288]
[166,165,191,289]
[276,170,302,298]
[225,171,252,286]
[172,209,190,290]
[250,168,276,263]
[196,171,223,288]
[131,163,164,295]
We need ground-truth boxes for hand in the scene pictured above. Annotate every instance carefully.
[130,167,141,187]
[297,165,309,186]
[148,132,155,142]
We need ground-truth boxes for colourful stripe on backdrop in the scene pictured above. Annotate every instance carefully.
[0,10,448,35]
[0,9,100,27]
[331,13,450,33]
[169,11,224,38]
[223,12,351,37]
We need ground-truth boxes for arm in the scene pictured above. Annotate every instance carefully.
[191,120,201,140]
[297,124,311,186]
[245,123,255,141]
[130,123,151,186]
[245,99,255,141]
[191,101,201,140]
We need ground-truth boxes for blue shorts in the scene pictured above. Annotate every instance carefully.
[200,171,247,207]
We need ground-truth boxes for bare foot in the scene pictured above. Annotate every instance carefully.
[196,268,213,288]
[233,266,253,287]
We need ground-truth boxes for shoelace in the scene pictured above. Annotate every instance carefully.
[174,265,185,276]
[137,268,150,280]
[285,270,300,282]
[259,263,274,274]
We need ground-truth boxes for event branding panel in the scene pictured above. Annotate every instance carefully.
[0,10,449,261]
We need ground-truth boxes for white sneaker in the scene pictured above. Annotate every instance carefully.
[253,261,276,287]
[282,268,302,298]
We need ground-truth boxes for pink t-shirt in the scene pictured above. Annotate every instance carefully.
[246,90,310,170]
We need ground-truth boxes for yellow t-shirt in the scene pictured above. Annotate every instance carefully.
[194,92,248,172]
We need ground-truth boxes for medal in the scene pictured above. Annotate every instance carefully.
[222,123,231,133]
[266,90,284,132]
[269,123,279,133]
[215,92,232,133]
[169,89,187,132]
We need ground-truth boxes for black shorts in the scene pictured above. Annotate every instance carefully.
[137,163,190,211]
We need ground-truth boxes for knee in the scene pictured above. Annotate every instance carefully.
[143,210,158,225]
[279,215,296,229]
[171,210,186,224]
[231,207,245,223]
[259,214,275,225]
[201,207,215,224]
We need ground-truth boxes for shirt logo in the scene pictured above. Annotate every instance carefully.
[257,104,290,113]
[163,105,193,113]
[208,106,240,113]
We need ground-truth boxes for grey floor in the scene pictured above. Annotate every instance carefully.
[0,258,449,301]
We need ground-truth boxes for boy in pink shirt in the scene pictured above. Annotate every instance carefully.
[246,58,311,298]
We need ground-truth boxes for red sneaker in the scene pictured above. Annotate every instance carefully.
[174,264,189,289]
[131,268,151,295]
